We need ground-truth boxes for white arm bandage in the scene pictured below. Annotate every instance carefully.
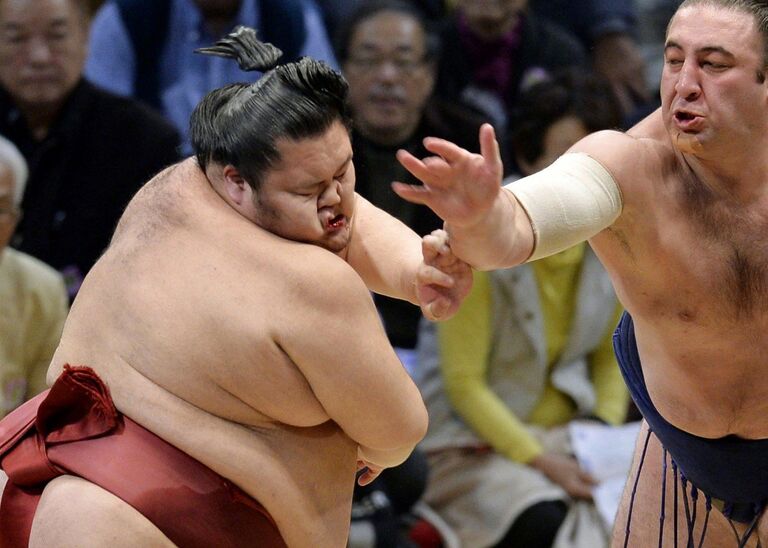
[505,152,623,262]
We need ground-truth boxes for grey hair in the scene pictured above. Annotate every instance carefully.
[0,135,27,207]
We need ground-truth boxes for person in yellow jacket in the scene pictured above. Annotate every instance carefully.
[413,70,627,548]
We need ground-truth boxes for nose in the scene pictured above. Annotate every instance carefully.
[319,179,341,208]
[27,36,53,65]
[373,59,401,82]
[675,61,701,101]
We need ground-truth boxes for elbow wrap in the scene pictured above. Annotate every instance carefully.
[505,153,623,261]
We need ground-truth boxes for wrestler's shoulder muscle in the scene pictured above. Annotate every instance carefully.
[569,127,667,210]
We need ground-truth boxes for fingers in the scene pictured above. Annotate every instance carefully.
[424,297,450,321]
[568,480,594,500]
[396,149,448,186]
[578,468,597,486]
[422,136,471,165]
[419,265,454,288]
[391,181,431,205]
[357,466,383,486]
[422,230,450,259]
[478,123,502,167]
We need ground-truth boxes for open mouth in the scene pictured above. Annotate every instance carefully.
[675,112,696,121]
[327,214,346,229]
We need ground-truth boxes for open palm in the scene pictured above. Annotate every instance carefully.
[392,124,503,229]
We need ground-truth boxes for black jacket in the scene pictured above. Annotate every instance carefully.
[2,79,180,293]
[436,11,588,120]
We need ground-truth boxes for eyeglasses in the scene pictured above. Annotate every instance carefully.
[0,207,20,223]
[346,54,429,76]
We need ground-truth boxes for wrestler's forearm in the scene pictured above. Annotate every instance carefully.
[444,189,534,271]
[346,194,422,304]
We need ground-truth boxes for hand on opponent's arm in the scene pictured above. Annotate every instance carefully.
[415,229,472,321]
[393,124,533,270]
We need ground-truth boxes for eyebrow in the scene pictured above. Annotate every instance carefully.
[299,154,353,188]
[664,41,735,58]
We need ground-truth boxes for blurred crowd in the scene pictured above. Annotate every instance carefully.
[0,0,680,546]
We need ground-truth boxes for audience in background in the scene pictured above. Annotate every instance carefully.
[0,0,180,297]
[85,0,337,153]
[529,0,651,121]
[316,0,448,38]
[338,0,483,365]
[413,70,627,548]
[433,0,588,156]
[0,135,68,418]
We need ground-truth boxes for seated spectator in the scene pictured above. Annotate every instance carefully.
[0,136,68,418]
[85,0,338,152]
[316,0,449,38]
[0,0,180,297]
[338,0,483,364]
[529,0,652,121]
[433,0,588,144]
[413,70,627,548]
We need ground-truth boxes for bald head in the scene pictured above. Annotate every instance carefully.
[0,136,27,207]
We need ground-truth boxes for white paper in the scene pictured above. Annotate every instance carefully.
[569,421,642,530]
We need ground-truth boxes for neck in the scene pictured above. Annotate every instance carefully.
[16,93,70,141]
[356,122,418,149]
[681,146,768,204]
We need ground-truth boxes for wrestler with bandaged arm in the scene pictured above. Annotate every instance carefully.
[394,1,768,546]
[0,28,471,547]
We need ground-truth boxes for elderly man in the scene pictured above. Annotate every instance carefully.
[0,136,68,419]
[338,0,482,362]
[0,0,180,297]
[0,28,470,547]
[394,0,768,545]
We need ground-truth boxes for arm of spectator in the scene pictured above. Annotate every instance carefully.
[26,274,69,397]
[84,1,137,96]
[589,302,630,425]
[299,0,339,70]
[438,270,544,463]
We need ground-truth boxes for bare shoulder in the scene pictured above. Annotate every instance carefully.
[111,159,191,245]
[569,121,672,208]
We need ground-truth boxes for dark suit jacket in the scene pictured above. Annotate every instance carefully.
[1,79,180,295]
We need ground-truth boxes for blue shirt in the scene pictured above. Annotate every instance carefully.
[85,0,338,153]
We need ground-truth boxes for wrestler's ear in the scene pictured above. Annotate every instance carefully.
[221,164,250,205]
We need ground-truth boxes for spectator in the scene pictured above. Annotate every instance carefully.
[85,0,338,152]
[338,0,483,363]
[413,70,627,548]
[433,0,588,145]
[0,0,180,297]
[316,0,449,38]
[529,0,652,121]
[0,136,68,418]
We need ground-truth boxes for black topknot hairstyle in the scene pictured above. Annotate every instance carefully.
[189,26,351,190]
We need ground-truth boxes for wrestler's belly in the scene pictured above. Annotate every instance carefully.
[635,320,768,440]
[48,356,358,548]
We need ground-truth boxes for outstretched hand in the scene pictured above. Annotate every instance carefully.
[415,229,472,321]
[392,124,504,229]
